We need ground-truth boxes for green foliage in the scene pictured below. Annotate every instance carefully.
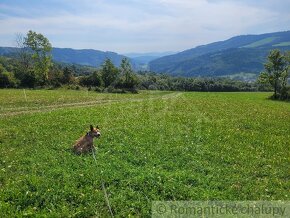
[15,33,33,75]
[0,31,54,88]
[80,58,139,93]
[101,59,119,88]
[19,70,37,88]
[0,63,5,74]
[258,49,289,99]
[0,56,17,73]
[62,67,74,84]
[0,66,19,88]
[24,30,52,85]
[116,58,139,90]
[0,55,267,92]
[47,64,65,88]
[0,90,289,217]
[79,70,103,88]
[0,50,38,88]
[0,64,18,88]
[137,73,261,92]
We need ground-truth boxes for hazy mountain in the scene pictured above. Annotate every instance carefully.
[1,31,289,79]
[149,31,290,77]
[0,47,138,69]
[52,48,132,68]
[124,51,177,65]
[125,51,176,58]
[0,47,18,56]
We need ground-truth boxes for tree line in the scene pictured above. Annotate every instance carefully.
[0,50,272,93]
[0,30,138,92]
[0,30,289,98]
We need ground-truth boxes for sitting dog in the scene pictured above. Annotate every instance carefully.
[73,125,101,154]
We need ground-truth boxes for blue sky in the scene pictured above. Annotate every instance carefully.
[0,0,290,53]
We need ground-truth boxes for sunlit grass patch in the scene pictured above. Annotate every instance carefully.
[0,90,289,217]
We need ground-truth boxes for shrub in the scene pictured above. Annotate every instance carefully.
[67,84,81,90]
[94,86,103,92]
[104,86,125,93]
[148,84,158,90]
[0,71,19,88]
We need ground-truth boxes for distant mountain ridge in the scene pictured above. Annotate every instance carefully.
[124,51,176,58]
[1,30,289,79]
[0,46,138,69]
[149,31,290,77]
[52,48,129,67]
[124,51,177,70]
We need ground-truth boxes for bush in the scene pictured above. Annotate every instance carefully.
[126,88,139,94]
[18,70,37,88]
[0,71,19,88]
[88,86,103,92]
[67,84,81,90]
[94,86,103,92]
[104,86,125,93]
[148,84,158,90]
[102,86,138,93]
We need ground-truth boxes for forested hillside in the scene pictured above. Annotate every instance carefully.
[149,31,290,77]
[0,47,138,69]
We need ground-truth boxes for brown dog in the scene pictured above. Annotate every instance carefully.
[73,125,101,154]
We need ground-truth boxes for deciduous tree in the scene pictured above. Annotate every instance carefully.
[24,30,52,85]
[101,59,119,87]
[118,58,138,89]
[259,49,289,99]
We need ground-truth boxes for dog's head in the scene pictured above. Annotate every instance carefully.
[90,125,101,138]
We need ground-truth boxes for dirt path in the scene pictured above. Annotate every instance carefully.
[0,92,183,117]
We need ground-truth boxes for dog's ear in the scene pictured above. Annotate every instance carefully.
[96,125,99,129]
[90,125,94,131]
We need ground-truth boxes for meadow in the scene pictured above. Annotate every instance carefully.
[0,89,289,217]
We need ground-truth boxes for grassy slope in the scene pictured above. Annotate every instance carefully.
[274,42,290,47]
[242,37,277,48]
[0,90,289,217]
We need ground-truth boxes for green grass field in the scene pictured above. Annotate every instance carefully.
[0,89,289,217]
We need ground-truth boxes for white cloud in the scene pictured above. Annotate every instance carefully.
[0,0,289,52]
